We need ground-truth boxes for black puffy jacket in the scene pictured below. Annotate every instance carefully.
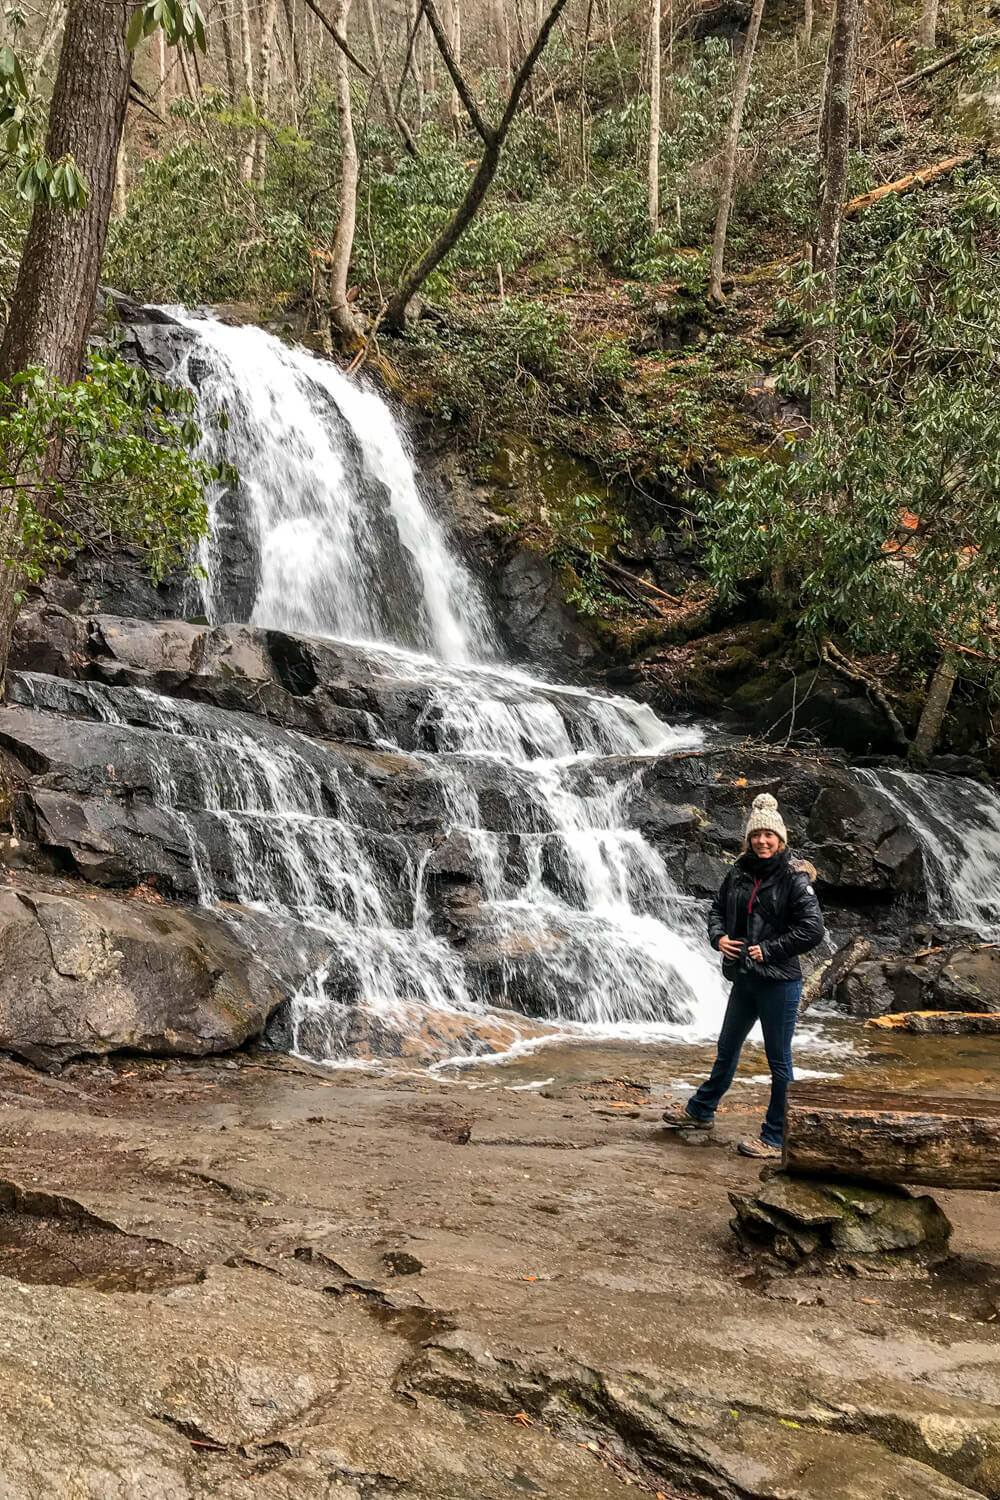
[708,850,825,983]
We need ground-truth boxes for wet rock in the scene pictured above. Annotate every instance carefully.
[495,550,597,671]
[730,1172,952,1275]
[624,746,922,901]
[0,1356,194,1500]
[0,884,290,1065]
[837,945,1000,1017]
[759,667,909,757]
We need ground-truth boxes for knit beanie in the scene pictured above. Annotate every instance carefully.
[744,792,788,846]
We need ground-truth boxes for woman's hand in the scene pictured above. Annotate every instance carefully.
[718,936,744,959]
[748,944,764,962]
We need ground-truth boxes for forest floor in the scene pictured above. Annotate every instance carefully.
[0,1046,998,1498]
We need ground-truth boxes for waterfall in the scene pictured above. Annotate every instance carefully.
[862,768,1000,939]
[133,312,729,1059]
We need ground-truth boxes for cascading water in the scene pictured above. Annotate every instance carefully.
[126,311,730,1059]
[861,768,1000,938]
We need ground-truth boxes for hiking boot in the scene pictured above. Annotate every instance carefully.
[661,1103,713,1131]
[736,1136,782,1160]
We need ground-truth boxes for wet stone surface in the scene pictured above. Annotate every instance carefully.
[0,1050,995,1499]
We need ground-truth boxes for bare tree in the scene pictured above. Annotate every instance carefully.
[707,0,766,307]
[219,0,240,94]
[449,0,462,139]
[647,0,661,227]
[30,0,68,83]
[363,0,420,153]
[813,0,859,406]
[254,0,280,181]
[239,0,256,178]
[329,0,363,340]
[801,0,813,51]
[386,0,569,330]
[918,0,938,47]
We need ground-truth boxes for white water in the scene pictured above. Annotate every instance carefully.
[141,313,732,1058]
[864,768,1000,939]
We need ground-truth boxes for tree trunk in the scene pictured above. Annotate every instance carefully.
[799,935,871,1014]
[449,0,462,139]
[364,0,419,154]
[386,0,568,330]
[802,0,812,50]
[239,0,257,179]
[329,0,363,342]
[0,0,133,685]
[409,0,425,124]
[30,0,69,83]
[783,1083,1000,1190]
[646,0,661,228]
[867,1011,1000,1036]
[220,0,240,95]
[918,0,938,47]
[910,652,958,763]
[114,135,128,218]
[0,3,131,388]
[707,0,765,307]
[283,0,305,89]
[158,24,170,101]
[254,0,280,182]
[812,0,859,408]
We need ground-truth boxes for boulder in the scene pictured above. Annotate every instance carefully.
[621,746,922,901]
[758,668,909,757]
[495,550,597,671]
[0,884,292,1065]
[837,945,1000,1018]
[730,1172,952,1275]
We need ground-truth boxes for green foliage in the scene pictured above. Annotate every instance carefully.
[703,180,1000,673]
[127,0,208,53]
[0,352,228,596]
[547,492,634,617]
[406,299,627,432]
[0,42,87,210]
[105,141,308,303]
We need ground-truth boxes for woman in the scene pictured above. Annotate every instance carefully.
[662,792,824,1159]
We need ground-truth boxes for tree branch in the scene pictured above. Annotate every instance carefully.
[421,0,494,144]
[302,0,374,78]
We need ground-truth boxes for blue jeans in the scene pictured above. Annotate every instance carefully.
[686,973,801,1146]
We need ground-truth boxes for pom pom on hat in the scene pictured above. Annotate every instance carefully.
[744,791,788,845]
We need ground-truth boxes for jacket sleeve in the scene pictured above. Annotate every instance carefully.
[707,872,730,951]
[761,872,824,962]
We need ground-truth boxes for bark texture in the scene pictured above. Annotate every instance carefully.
[910,652,958,763]
[646,0,661,227]
[0,0,132,389]
[707,0,765,306]
[918,0,939,48]
[812,0,859,405]
[329,0,363,341]
[783,1083,1000,1189]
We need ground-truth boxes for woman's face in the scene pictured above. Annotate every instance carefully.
[750,828,781,859]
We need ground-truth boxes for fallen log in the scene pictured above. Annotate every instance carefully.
[842,152,976,219]
[783,1082,1000,1189]
[800,935,872,1014]
[866,1010,1000,1036]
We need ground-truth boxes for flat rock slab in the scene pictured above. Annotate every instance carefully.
[0,1061,996,1499]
